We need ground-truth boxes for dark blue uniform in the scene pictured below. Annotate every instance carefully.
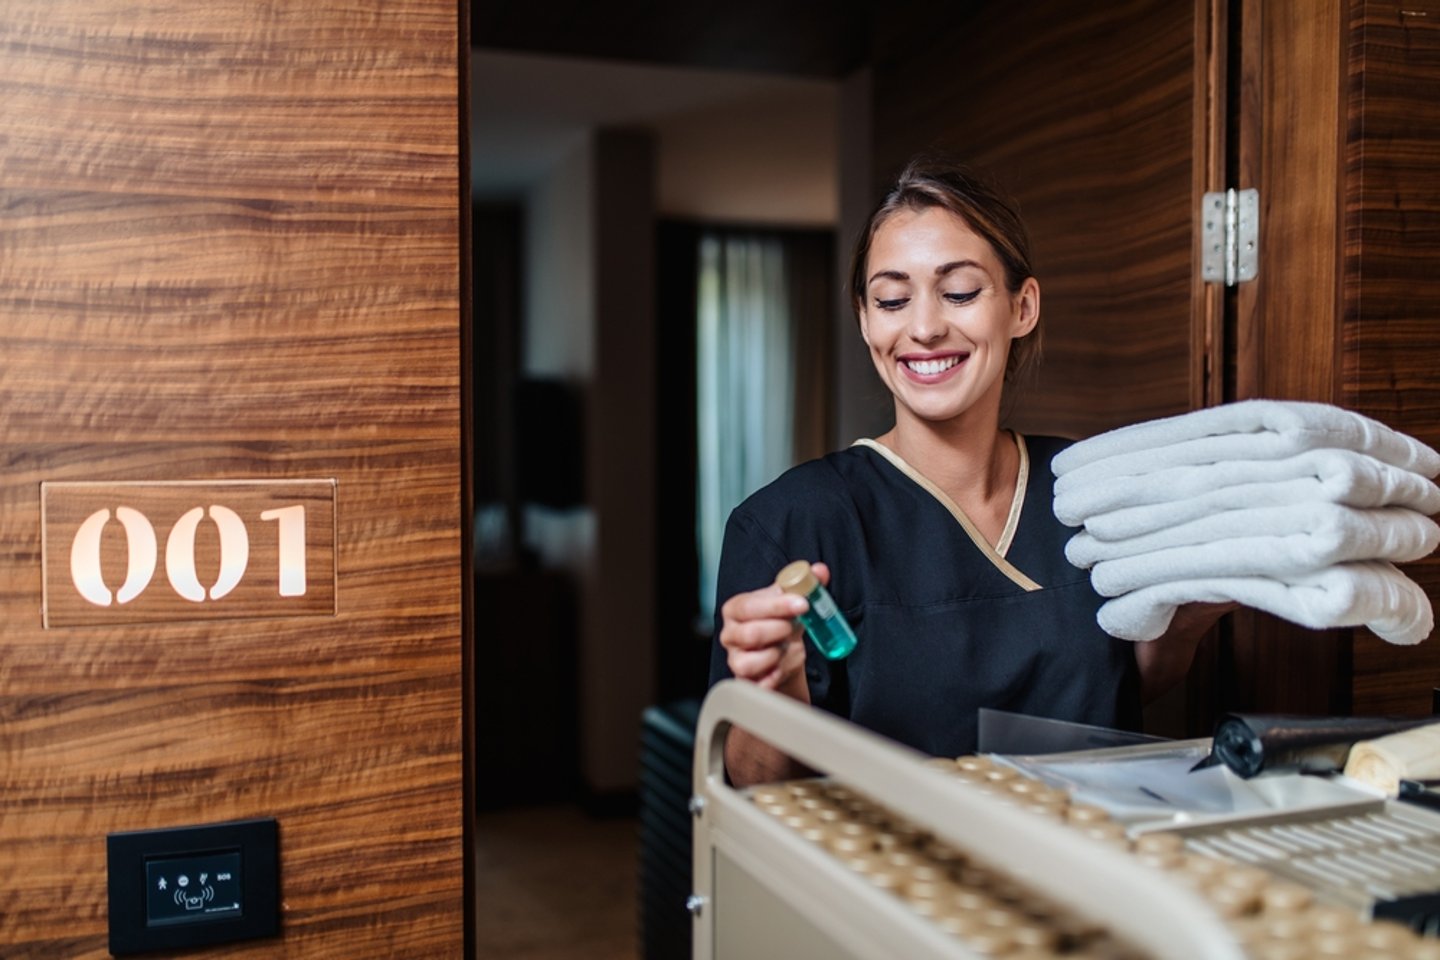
[708,435,1141,757]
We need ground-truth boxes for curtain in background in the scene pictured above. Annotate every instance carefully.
[696,231,832,620]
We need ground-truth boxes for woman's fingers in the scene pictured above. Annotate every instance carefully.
[720,563,834,686]
[756,635,807,689]
[721,615,799,655]
[811,561,830,587]
[720,587,804,651]
[728,642,789,683]
[722,587,805,631]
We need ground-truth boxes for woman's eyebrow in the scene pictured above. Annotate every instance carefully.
[868,268,909,285]
[936,259,982,276]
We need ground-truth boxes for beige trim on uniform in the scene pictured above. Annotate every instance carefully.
[851,434,1042,592]
[995,433,1029,557]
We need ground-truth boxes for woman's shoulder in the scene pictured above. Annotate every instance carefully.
[732,446,878,522]
[720,448,880,590]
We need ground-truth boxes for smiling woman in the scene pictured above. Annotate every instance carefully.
[850,160,1042,383]
[856,205,1039,455]
[708,156,1231,788]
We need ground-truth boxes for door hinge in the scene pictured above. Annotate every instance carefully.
[1201,188,1259,286]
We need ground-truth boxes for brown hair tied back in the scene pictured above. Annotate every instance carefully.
[849,155,1041,382]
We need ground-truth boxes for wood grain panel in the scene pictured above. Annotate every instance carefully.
[1225,0,1352,719]
[1234,0,1344,404]
[1344,0,1440,716]
[4,444,464,957]
[0,1,463,956]
[0,191,457,442]
[870,0,1213,439]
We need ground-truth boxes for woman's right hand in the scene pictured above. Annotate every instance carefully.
[718,562,829,697]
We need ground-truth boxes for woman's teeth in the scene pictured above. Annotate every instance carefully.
[905,356,962,376]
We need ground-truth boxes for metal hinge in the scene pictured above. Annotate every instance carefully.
[1201,188,1259,286]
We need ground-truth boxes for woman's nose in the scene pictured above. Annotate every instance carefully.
[906,297,946,343]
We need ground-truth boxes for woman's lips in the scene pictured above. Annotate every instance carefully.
[900,353,967,382]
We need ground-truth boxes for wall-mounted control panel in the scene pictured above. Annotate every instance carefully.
[107,818,279,955]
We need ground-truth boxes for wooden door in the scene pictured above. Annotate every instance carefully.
[0,2,466,956]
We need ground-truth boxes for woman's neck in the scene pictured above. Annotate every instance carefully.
[876,404,1015,510]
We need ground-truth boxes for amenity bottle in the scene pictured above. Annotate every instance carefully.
[775,560,858,660]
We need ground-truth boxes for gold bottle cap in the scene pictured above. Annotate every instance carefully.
[1178,853,1227,879]
[1218,864,1271,893]
[1409,939,1440,960]
[1260,913,1310,941]
[866,869,903,892]
[1310,905,1359,934]
[1133,832,1185,856]
[1065,803,1111,825]
[905,878,947,902]
[1206,882,1261,918]
[933,910,981,937]
[1357,921,1416,951]
[775,560,818,595]
[1011,922,1060,950]
[1251,943,1313,960]
[827,834,867,856]
[798,824,828,844]
[1259,881,1314,913]
[1083,822,1129,845]
[950,890,997,914]
[1312,932,1356,957]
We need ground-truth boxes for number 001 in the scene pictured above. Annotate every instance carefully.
[69,504,307,606]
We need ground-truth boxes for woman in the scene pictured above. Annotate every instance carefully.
[710,157,1230,787]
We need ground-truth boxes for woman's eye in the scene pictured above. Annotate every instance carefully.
[944,289,981,304]
[875,297,908,311]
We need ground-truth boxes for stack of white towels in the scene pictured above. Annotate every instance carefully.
[1052,400,1440,645]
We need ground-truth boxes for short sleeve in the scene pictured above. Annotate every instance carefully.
[707,504,849,720]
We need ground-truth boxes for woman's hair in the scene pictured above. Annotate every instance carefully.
[849,155,1041,381]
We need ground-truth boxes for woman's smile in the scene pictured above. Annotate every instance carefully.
[901,351,969,381]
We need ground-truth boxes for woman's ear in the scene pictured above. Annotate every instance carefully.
[856,302,872,346]
[1012,277,1040,338]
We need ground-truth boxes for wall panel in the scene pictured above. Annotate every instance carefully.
[0,2,464,956]
[870,0,1217,440]
[1344,0,1440,716]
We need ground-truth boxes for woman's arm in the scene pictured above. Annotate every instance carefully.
[716,563,830,788]
[1133,601,1239,704]
[722,653,812,786]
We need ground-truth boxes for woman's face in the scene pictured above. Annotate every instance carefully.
[858,206,1039,429]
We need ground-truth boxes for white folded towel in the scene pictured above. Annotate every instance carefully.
[1086,509,1440,596]
[1066,503,1440,569]
[1053,400,1440,489]
[1096,561,1434,645]
[1054,448,1440,535]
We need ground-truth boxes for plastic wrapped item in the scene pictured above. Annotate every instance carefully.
[1193,713,1440,779]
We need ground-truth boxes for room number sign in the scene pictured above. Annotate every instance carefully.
[41,480,337,627]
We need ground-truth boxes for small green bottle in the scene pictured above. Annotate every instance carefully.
[775,560,858,660]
